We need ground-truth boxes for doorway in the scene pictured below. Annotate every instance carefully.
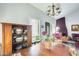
[45,22,50,35]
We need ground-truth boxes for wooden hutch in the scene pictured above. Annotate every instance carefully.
[2,23,32,56]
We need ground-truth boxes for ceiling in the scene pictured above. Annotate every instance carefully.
[30,3,79,19]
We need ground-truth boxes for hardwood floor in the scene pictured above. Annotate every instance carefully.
[12,43,71,56]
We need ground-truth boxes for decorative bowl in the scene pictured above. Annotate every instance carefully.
[15,28,23,34]
[16,37,23,43]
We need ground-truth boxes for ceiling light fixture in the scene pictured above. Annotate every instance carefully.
[47,3,61,16]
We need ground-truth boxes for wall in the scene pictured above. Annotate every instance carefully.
[0,3,55,26]
[66,9,79,37]
[0,3,43,24]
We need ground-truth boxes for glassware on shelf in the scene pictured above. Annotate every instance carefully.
[13,36,17,39]
[15,28,23,34]
[15,37,23,43]
[23,30,28,34]
[12,25,29,53]
[24,36,27,41]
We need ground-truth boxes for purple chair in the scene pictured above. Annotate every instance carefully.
[54,32,62,40]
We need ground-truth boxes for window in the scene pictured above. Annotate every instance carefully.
[30,19,40,43]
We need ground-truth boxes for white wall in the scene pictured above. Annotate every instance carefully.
[66,9,79,37]
[0,3,55,29]
[0,3,43,24]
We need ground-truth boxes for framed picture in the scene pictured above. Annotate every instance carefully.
[71,24,79,31]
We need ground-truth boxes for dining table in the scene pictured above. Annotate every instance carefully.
[12,41,72,56]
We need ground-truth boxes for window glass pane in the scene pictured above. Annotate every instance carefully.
[31,19,39,36]
[30,19,39,43]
